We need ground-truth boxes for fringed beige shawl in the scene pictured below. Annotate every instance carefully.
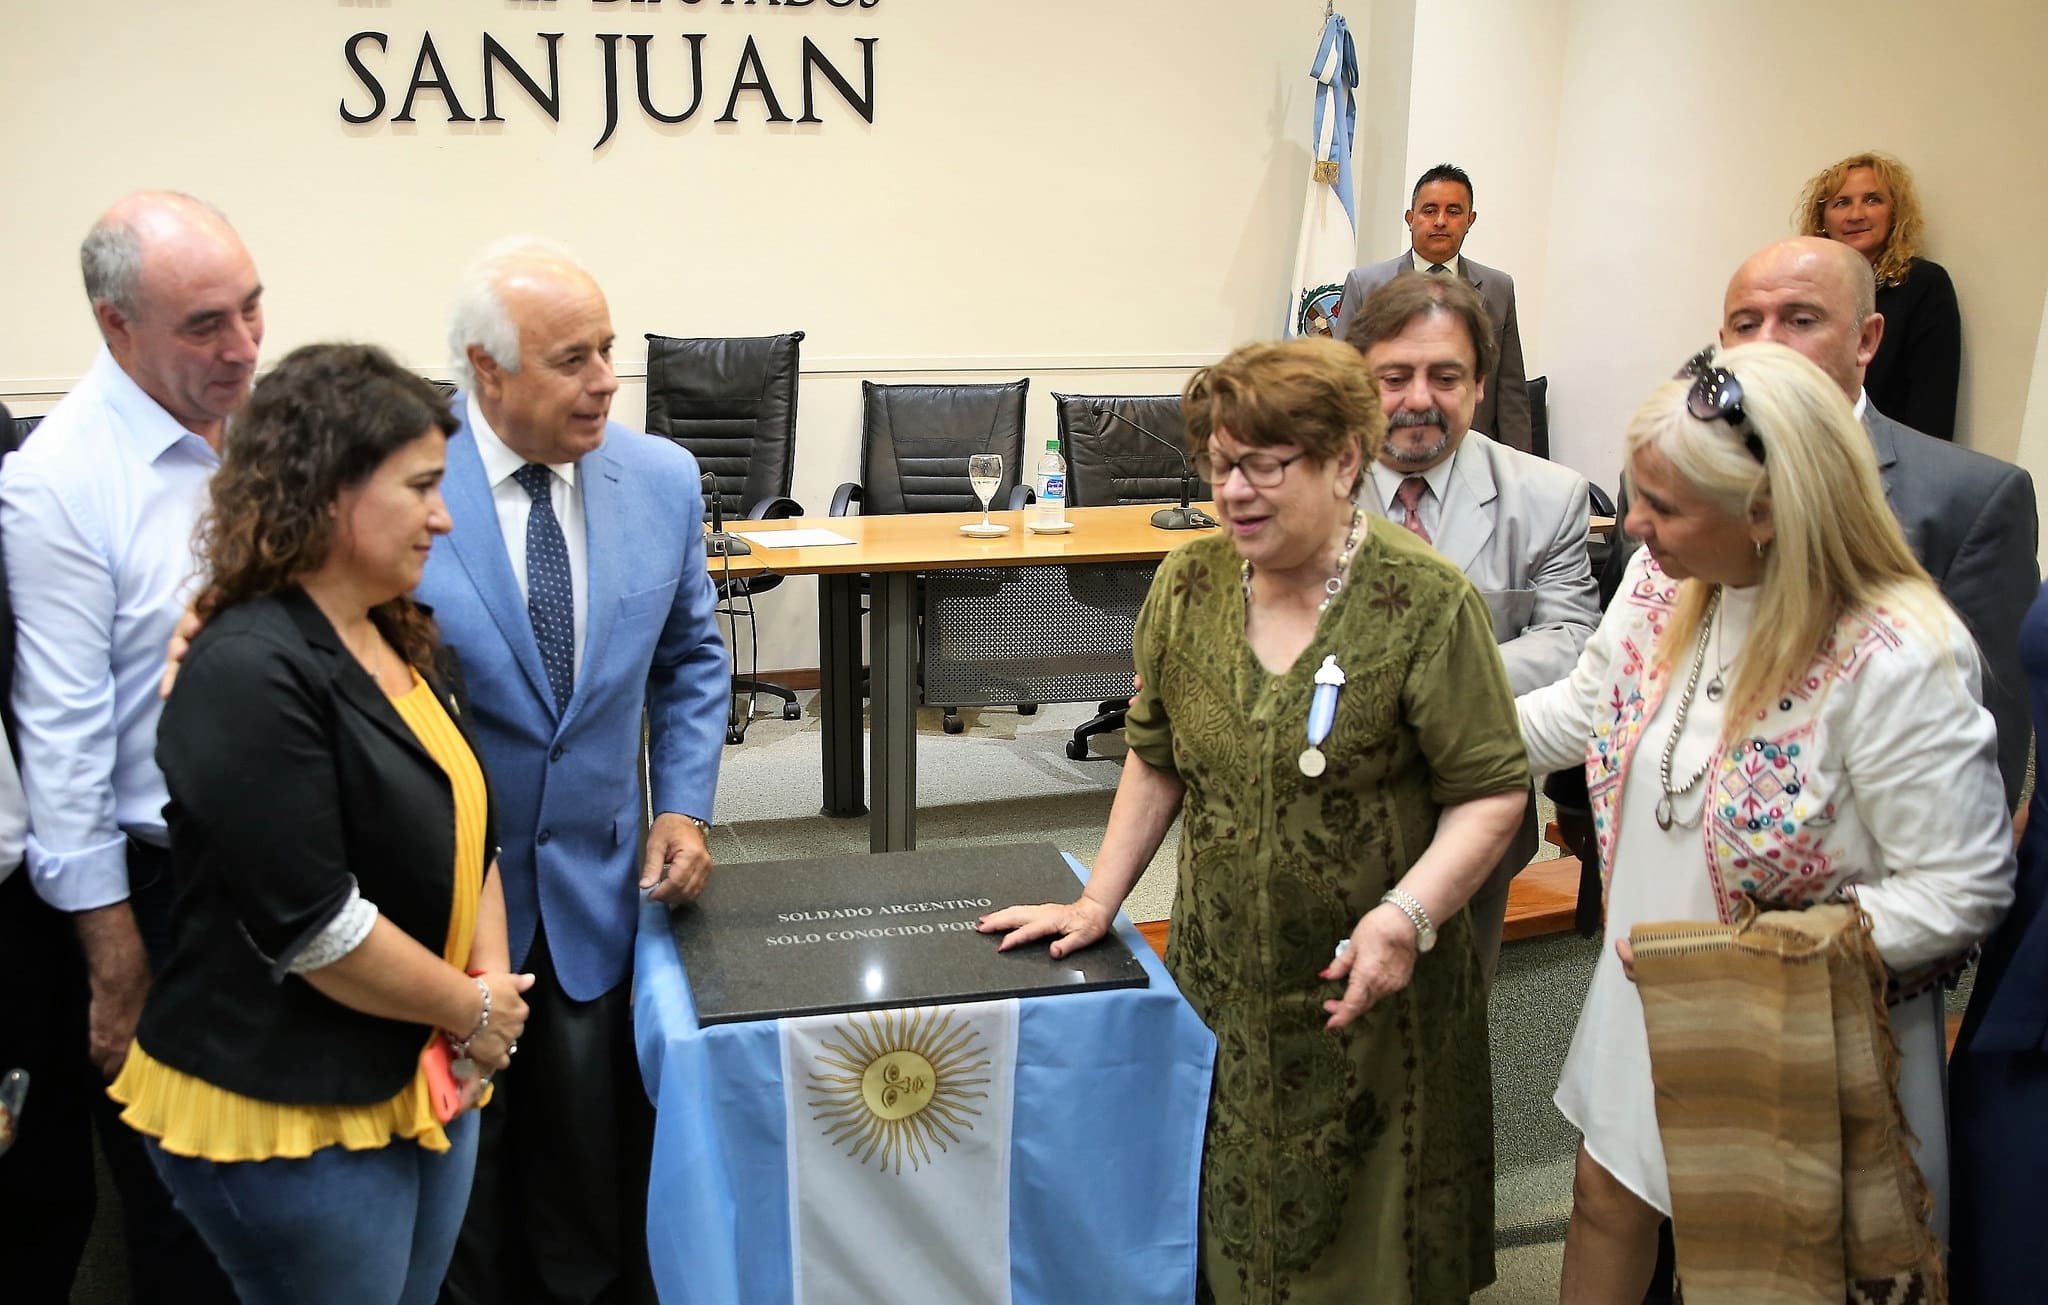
[1631,903,1945,1305]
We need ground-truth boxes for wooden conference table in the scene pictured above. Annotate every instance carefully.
[709,505,1617,853]
[709,503,1194,852]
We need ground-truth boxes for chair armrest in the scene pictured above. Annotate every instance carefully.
[747,496,805,521]
[829,483,863,517]
[1587,482,1616,518]
[1007,485,1033,511]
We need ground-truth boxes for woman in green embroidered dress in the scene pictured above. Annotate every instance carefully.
[981,337,1529,1304]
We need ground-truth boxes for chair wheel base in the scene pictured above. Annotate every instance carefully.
[781,702,802,721]
[1017,703,1038,716]
[1065,739,1089,760]
[725,727,746,745]
[942,715,965,735]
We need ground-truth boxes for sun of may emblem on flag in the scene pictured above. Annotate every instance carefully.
[808,1007,993,1174]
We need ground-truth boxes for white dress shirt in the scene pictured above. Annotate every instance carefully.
[1410,250,1464,278]
[1367,443,1461,541]
[0,347,219,910]
[0,742,28,888]
[466,397,590,672]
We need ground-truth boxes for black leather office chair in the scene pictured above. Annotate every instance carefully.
[831,379,1033,734]
[1,398,39,453]
[831,379,1030,516]
[643,330,807,743]
[1050,393,1202,760]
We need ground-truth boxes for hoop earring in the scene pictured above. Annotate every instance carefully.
[1754,538,1768,559]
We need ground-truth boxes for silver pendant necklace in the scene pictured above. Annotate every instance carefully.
[1655,589,1723,832]
[1702,601,1736,703]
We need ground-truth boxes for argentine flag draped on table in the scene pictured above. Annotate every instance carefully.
[1288,12,1358,338]
[631,861,1217,1305]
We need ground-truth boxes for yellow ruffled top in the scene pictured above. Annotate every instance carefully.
[110,669,490,1160]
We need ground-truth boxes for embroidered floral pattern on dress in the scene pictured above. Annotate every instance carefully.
[1583,555,1919,923]
[1786,608,1907,705]
[1706,727,1841,920]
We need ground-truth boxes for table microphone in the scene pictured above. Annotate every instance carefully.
[1092,407,1216,530]
[703,471,752,556]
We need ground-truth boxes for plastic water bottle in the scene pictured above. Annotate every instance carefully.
[1032,438,1067,529]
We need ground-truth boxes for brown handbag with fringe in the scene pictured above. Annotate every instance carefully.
[1631,902,1945,1305]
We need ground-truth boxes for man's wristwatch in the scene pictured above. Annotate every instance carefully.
[1379,888,1437,953]
[684,815,710,835]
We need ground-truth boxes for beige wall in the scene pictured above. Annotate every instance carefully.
[1,0,1340,390]
[1394,0,1569,384]
[1388,0,2048,493]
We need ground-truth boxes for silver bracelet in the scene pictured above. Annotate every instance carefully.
[449,975,490,1056]
[1379,888,1434,938]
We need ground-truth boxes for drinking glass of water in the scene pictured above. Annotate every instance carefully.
[968,454,1003,530]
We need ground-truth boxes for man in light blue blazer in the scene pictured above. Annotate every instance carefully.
[425,239,726,1305]
[1347,270,1597,984]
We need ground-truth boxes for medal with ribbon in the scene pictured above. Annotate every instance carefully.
[1299,654,1344,777]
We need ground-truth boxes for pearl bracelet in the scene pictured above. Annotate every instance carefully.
[448,974,491,1056]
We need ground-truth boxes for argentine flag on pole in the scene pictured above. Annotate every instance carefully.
[632,866,1216,1305]
[1288,11,1358,338]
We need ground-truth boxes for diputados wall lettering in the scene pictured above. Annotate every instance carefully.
[339,0,882,148]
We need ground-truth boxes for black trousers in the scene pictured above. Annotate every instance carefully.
[442,923,656,1305]
[0,846,235,1305]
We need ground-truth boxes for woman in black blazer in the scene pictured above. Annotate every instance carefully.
[110,344,532,1305]
[1796,150,1961,441]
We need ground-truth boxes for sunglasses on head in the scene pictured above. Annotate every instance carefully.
[1675,346,1766,465]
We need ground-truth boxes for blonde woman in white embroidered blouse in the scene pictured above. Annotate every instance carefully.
[1516,341,2014,1303]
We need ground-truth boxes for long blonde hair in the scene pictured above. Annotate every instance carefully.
[1792,150,1926,288]
[1627,342,1946,732]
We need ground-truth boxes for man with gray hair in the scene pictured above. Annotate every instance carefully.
[0,190,250,1300]
[424,238,726,1305]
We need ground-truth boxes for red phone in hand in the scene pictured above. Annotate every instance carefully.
[421,1038,464,1125]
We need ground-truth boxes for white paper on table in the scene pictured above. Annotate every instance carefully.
[731,528,857,548]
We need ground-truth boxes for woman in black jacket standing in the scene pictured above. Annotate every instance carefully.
[1796,150,1961,441]
[110,344,531,1305]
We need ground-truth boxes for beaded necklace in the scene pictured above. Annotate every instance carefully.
[1239,506,1367,617]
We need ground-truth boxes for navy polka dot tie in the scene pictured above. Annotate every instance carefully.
[514,462,575,713]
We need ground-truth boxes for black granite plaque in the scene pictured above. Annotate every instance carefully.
[670,842,1149,1026]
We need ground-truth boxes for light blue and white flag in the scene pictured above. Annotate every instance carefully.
[1288,12,1358,338]
[633,862,1217,1305]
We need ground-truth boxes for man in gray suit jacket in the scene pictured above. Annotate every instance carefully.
[1609,238,2035,810]
[1348,270,1598,983]
[1337,163,1533,454]
[1722,238,2037,809]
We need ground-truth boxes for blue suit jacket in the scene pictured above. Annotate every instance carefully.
[417,407,727,1000]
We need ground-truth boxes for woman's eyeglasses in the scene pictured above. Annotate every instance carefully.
[1205,449,1309,488]
[1676,347,1766,464]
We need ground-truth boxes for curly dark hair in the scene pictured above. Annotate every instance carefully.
[192,342,456,671]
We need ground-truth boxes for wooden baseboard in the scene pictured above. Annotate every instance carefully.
[1137,919,1169,959]
[736,668,821,691]
[1504,858,1582,942]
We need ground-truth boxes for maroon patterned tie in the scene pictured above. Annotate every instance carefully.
[1394,475,1432,544]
